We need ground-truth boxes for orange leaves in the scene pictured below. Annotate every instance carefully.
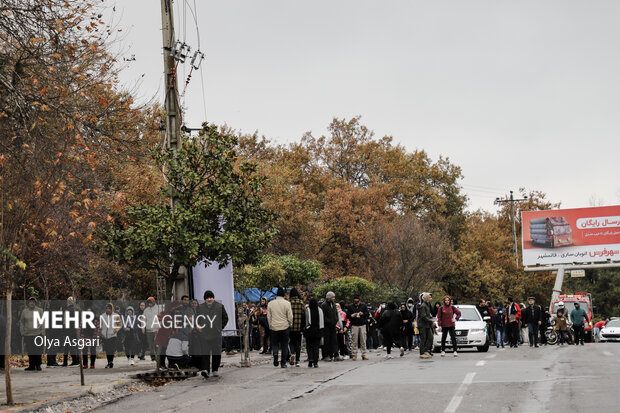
[99,96,109,108]
[29,37,45,45]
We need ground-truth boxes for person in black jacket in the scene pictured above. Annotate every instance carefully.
[523,297,543,347]
[347,295,369,360]
[379,302,404,358]
[320,292,340,361]
[194,291,229,378]
[400,303,414,351]
[304,298,324,368]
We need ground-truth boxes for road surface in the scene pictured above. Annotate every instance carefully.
[94,343,620,413]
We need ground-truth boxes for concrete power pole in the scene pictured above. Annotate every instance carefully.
[160,0,188,300]
[496,191,528,267]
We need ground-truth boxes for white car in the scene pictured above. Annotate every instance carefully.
[433,305,490,353]
[600,318,620,342]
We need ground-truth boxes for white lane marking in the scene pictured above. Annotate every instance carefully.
[444,372,476,413]
[475,360,487,367]
[603,351,613,356]
[485,354,497,359]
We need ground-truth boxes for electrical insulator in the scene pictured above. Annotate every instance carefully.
[190,50,205,69]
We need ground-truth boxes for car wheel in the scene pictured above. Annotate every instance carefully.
[477,341,489,352]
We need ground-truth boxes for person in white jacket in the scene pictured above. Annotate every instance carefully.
[142,297,160,362]
[99,303,120,368]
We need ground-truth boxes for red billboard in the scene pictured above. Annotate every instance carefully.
[521,205,620,266]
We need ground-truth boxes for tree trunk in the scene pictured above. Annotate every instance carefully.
[5,280,14,405]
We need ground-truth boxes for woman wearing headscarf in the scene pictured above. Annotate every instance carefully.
[122,306,140,365]
[100,303,120,368]
[379,302,404,358]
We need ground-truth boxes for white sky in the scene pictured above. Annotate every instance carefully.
[110,0,620,212]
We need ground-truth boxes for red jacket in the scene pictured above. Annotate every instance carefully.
[437,305,461,328]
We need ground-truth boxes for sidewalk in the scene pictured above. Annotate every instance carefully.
[0,352,273,411]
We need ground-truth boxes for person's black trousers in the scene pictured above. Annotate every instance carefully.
[528,323,539,346]
[306,336,320,365]
[24,335,43,368]
[167,355,191,369]
[200,354,221,372]
[573,325,584,344]
[508,322,519,347]
[270,328,290,365]
[441,326,457,352]
[289,331,302,362]
[323,327,338,358]
[418,327,433,355]
[102,337,117,364]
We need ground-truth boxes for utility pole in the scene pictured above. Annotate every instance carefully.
[160,0,188,300]
[496,190,528,267]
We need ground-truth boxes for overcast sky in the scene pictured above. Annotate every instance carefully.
[111,0,620,212]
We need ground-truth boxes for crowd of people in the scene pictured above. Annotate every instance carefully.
[13,289,594,376]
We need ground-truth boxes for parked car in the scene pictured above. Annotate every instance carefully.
[600,318,620,342]
[433,305,490,353]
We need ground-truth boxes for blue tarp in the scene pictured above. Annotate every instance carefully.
[234,288,277,303]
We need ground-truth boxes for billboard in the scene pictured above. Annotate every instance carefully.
[522,205,620,266]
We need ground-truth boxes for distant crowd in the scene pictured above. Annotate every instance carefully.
[11,290,594,377]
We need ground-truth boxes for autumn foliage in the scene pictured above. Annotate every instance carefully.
[1,2,562,307]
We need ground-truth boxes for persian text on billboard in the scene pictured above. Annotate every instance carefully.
[521,205,620,266]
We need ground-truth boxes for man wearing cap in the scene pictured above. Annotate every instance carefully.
[142,297,159,362]
[321,292,340,361]
[523,296,543,348]
[267,288,293,368]
[19,297,45,371]
[347,295,369,360]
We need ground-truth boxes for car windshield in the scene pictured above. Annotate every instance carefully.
[605,320,620,328]
[457,307,481,321]
[552,301,589,315]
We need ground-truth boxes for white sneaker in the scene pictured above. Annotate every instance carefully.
[399,347,405,357]
[385,354,393,359]
[130,359,135,366]
[441,351,446,357]
[453,351,458,357]
[343,355,350,360]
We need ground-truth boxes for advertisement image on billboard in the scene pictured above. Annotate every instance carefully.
[522,205,620,266]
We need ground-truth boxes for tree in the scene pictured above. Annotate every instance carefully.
[1,1,152,403]
[234,258,285,301]
[564,268,620,320]
[366,214,450,298]
[312,276,376,303]
[99,125,277,297]
[239,116,467,280]
[233,254,322,300]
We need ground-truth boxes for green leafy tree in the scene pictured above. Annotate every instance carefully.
[312,276,376,303]
[233,254,321,300]
[278,254,322,286]
[99,125,277,297]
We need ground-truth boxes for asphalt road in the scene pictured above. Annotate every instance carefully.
[94,343,620,413]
